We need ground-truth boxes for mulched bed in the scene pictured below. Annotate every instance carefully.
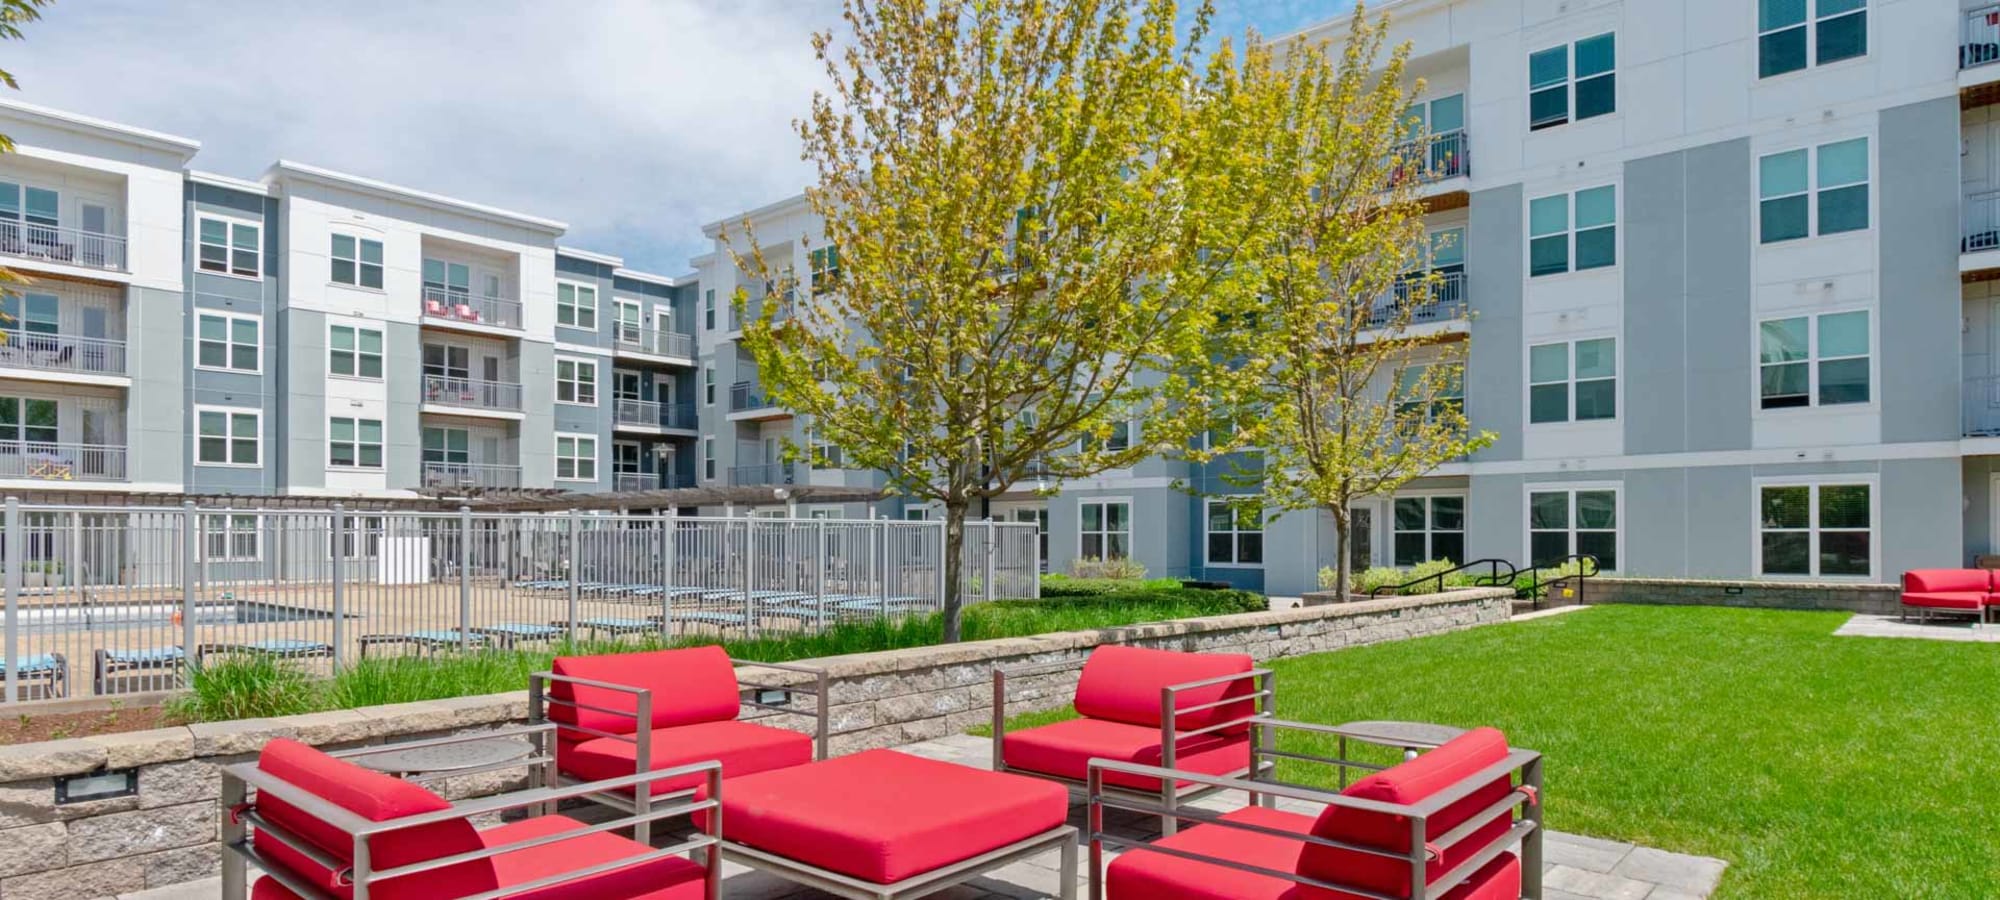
[0,703,181,745]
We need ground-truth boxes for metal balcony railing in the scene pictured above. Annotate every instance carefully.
[1966,5,2000,69]
[728,296,794,332]
[1967,191,2000,253]
[0,222,127,271]
[613,327,695,360]
[1389,129,1469,186]
[421,462,522,490]
[611,472,693,492]
[420,287,524,331]
[728,463,797,487]
[421,375,523,412]
[613,399,696,430]
[0,441,126,481]
[729,381,784,414]
[1966,375,2000,437]
[0,331,126,377]
[1367,269,1468,328]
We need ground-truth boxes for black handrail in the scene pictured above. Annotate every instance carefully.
[1517,554,1601,610]
[1368,558,1519,598]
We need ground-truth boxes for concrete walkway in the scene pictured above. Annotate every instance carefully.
[1834,613,2000,643]
[123,732,1726,900]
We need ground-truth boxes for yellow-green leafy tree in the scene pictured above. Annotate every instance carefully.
[1196,6,1496,601]
[0,0,52,299]
[727,0,1274,641]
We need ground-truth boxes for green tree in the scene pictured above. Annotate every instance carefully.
[0,0,53,299]
[726,0,1271,641]
[1196,6,1496,600]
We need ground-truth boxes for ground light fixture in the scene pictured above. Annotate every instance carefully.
[55,768,138,804]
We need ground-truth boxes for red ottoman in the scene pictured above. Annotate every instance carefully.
[716,749,1078,899]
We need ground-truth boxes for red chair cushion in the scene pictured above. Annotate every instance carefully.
[1003,716,1250,791]
[1073,645,1256,731]
[560,719,811,794]
[1902,569,1990,594]
[1901,592,1985,611]
[1298,727,1514,900]
[480,814,708,900]
[250,738,497,900]
[549,646,740,739]
[715,749,1068,884]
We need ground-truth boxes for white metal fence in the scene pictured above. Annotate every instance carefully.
[0,501,1040,702]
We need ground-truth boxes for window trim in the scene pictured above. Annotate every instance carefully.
[1077,497,1134,563]
[1756,0,1868,80]
[555,355,600,407]
[327,416,385,470]
[703,436,716,481]
[1527,184,1619,278]
[1751,475,1877,580]
[1527,32,1616,131]
[193,405,261,468]
[327,322,385,381]
[1523,481,1622,572]
[329,232,386,290]
[1756,136,1872,244]
[1525,336,1620,426]
[1203,497,1265,569]
[196,215,262,280]
[194,311,262,375]
[555,431,599,482]
[202,513,263,562]
[1754,308,1873,413]
[556,280,599,331]
[1391,492,1468,567]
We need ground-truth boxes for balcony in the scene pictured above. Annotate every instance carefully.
[420,375,523,416]
[0,441,126,482]
[419,287,523,332]
[729,462,798,487]
[613,471,696,493]
[1367,269,1467,329]
[613,398,697,431]
[728,295,794,332]
[1968,6,2000,69]
[0,331,125,378]
[1390,129,1469,187]
[0,222,126,273]
[613,326,695,361]
[728,381,790,419]
[422,461,521,490]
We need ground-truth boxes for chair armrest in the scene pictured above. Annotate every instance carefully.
[1159,668,1274,758]
[326,723,555,762]
[528,671,652,741]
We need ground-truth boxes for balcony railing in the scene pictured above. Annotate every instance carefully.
[614,327,695,360]
[422,461,521,490]
[0,222,127,272]
[729,381,784,414]
[0,441,126,481]
[0,331,126,377]
[1367,269,1468,328]
[1389,129,1469,186]
[1967,5,2000,69]
[729,462,798,487]
[614,399,697,430]
[420,287,523,331]
[421,375,523,412]
[728,296,794,332]
[1968,191,2000,253]
[612,472,695,492]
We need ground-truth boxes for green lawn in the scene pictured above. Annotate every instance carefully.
[990,606,2000,898]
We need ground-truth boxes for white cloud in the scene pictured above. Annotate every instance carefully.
[3,0,835,272]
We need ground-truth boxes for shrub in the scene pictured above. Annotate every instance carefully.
[1069,556,1148,579]
[1322,561,1482,597]
[168,655,323,722]
[1513,558,1593,600]
[1041,573,1182,597]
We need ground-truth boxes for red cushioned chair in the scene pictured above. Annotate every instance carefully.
[1089,725,1545,900]
[1900,569,1993,624]
[992,645,1272,834]
[530,645,828,841]
[218,730,722,900]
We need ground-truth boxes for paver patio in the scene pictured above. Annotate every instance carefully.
[1833,613,2000,643]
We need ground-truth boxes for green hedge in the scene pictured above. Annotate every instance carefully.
[1039,574,1185,597]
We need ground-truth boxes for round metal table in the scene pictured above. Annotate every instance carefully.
[1328,720,1468,786]
[350,737,537,778]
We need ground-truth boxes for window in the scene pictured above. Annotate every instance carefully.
[329,234,384,288]
[423,426,469,465]
[0,182,57,232]
[1528,338,1616,423]
[1529,186,1616,276]
[556,433,597,481]
[704,365,716,405]
[195,312,260,373]
[0,396,58,445]
[197,217,260,278]
[328,417,384,469]
[614,298,642,344]
[1759,482,1870,577]
[0,292,57,336]
[203,515,260,562]
[1758,138,1868,243]
[1759,0,1866,78]
[196,407,259,466]
[1079,500,1131,560]
[420,258,469,303]
[903,507,933,522]
[330,515,383,560]
[556,357,599,405]
[1528,33,1614,130]
[703,436,716,480]
[329,325,383,379]
[704,289,716,331]
[424,343,470,380]
[1205,500,1264,566]
[1529,488,1617,570]
[1394,496,1466,566]
[557,282,597,330]
[809,245,841,292]
[1394,364,1465,423]
[1758,311,1869,410]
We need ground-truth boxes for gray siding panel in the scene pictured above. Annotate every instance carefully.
[1621,468,1687,576]
[1683,138,1754,452]
[1881,456,1962,575]
[384,321,422,490]
[1464,473,1523,564]
[1684,465,1754,578]
[1879,97,1963,443]
[283,309,327,491]
[518,341,556,487]
[1622,150,1689,456]
[128,285,185,487]
[1466,185,1523,462]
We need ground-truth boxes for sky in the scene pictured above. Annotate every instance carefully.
[2,0,1350,274]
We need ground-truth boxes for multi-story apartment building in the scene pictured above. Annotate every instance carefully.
[698,0,1994,594]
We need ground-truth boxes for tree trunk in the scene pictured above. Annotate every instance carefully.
[1331,504,1352,601]
[941,500,969,643]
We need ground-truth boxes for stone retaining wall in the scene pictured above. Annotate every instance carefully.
[0,588,1510,899]
[1583,577,1899,615]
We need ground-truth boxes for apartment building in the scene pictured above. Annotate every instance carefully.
[698,0,1996,593]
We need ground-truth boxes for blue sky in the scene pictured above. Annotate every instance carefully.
[3,1,1350,273]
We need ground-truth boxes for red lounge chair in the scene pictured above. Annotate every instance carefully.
[424,299,447,318]
[530,645,828,840]
[1901,569,1993,624]
[456,303,480,322]
[992,645,1272,833]
[1090,726,1545,900]
[219,733,721,900]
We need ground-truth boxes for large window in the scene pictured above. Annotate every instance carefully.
[196,407,259,466]
[1528,488,1617,570]
[421,258,468,301]
[331,234,384,289]
[198,217,260,278]
[1529,186,1616,276]
[1758,138,1868,243]
[557,282,597,330]
[1205,500,1264,566]
[204,514,261,562]
[1394,364,1465,423]
[1528,33,1615,130]
[1759,0,1866,78]
[1758,311,1869,409]
[1079,500,1131,561]
[423,426,469,465]
[704,289,716,331]
[328,417,383,469]
[1759,481,1871,576]
[556,433,598,481]
[329,325,383,379]
[0,396,57,445]
[1394,496,1466,566]
[196,312,260,373]
[1,292,57,336]
[703,436,716,480]
[1528,338,1617,424]
[556,357,599,405]
[809,245,841,292]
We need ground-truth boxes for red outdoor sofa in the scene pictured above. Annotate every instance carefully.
[219,730,721,900]
[1091,725,1546,900]
[1901,569,1999,624]
[992,644,1272,833]
[529,645,828,841]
